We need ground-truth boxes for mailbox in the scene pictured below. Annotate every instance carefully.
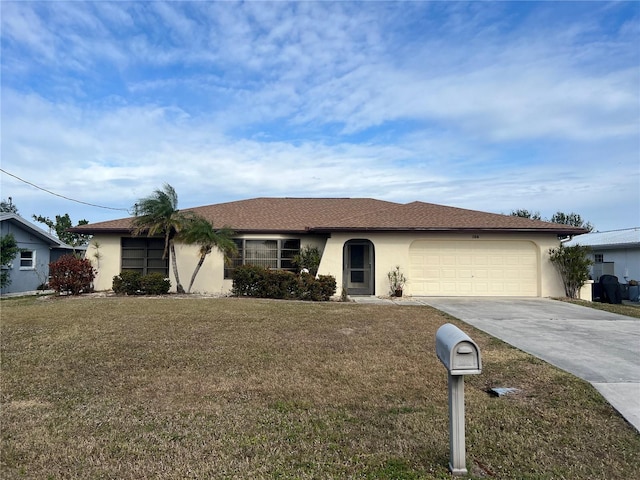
[436,323,481,375]
[435,323,482,476]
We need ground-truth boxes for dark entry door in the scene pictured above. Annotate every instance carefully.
[344,240,374,295]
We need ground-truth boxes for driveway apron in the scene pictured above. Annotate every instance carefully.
[415,297,640,433]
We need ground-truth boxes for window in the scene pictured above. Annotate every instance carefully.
[224,239,300,278]
[594,254,604,263]
[121,238,169,275]
[19,251,35,269]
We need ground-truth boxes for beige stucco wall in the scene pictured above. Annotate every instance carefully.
[170,243,225,294]
[86,235,228,293]
[90,232,565,297]
[85,235,125,291]
[318,232,566,298]
[88,233,329,294]
[175,234,329,294]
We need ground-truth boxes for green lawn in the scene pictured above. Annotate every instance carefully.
[1,295,638,479]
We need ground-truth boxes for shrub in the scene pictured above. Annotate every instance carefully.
[317,275,337,301]
[49,254,96,295]
[264,269,299,299]
[387,265,406,295]
[292,245,322,276]
[1,233,20,288]
[232,265,336,301]
[296,272,320,300]
[140,273,171,295]
[297,274,337,301]
[113,271,143,295]
[231,265,269,297]
[113,271,171,295]
[549,244,593,299]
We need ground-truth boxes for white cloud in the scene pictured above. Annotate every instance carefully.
[1,1,638,232]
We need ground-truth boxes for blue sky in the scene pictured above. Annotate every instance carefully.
[1,1,638,231]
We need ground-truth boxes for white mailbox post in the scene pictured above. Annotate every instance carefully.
[435,323,482,476]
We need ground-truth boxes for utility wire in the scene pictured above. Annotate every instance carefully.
[0,168,130,211]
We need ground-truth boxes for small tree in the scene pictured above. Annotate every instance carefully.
[0,198,18,214]
[510,209,542,221]
[49,254,96,295]
[178,215,237,294]
[548,244,593,299]
[550,212,593,232]
[1,233,20,288]
[132,184,187,293]
[32,213,90,247]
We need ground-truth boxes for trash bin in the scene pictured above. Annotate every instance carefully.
[629,285,639,302]
[600,275,622,304]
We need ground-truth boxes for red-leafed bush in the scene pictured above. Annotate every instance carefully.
[49,254,96,295]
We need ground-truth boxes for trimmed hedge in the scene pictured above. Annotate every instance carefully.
[232,265,336,301]
[140,273,171,295]
[112,271,142,295]
[113,271,171,295]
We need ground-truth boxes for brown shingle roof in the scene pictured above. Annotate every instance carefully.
[70,197,588,235]
[310,201,586,233]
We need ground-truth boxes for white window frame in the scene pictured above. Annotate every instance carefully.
[19,250,36,270]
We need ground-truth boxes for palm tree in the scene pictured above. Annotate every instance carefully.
[132,184,187,293]
[179,215,237,294]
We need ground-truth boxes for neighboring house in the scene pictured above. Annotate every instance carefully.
[70,198,586,297]
[565,227,640,283]
[1,213,79,295]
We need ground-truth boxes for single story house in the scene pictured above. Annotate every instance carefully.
[1,213,78,295]
[565,227,640,283]
[70,198,586,298]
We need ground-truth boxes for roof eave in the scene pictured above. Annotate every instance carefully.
[232,228,312,235]
[575,242,640,249]
[68,227,133,234]
[308,226,588,235]
[69,225,589,236]
[2,214,70,247]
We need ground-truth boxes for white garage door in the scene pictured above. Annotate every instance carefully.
[409,240,539,296]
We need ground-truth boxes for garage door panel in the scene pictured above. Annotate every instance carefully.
[441,269,457,279]
[458,256,472,266]
[441,256,456,266]
[409,240,538,297]
[489,270,504,280]
[489,256,504,265]
[455,270,471,281]
[504,270,521,280]
[473,256,488,266]
[426,255,440,265]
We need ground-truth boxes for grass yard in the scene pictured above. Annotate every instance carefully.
[556,297,640,319]
[1,296,639,479]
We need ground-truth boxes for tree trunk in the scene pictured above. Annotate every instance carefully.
[170,242,185,293]
[187,254,206,294]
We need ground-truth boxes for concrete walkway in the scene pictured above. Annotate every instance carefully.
[412,297,640,433]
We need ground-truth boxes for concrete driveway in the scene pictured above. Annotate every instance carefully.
[415,297,640,433]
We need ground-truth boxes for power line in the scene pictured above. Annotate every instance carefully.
[0,168,130,211]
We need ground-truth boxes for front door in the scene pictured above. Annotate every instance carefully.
[344,240,374,295]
